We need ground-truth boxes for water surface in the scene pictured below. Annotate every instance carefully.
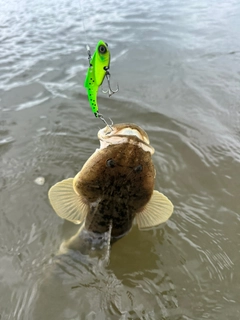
[0,0,240,319]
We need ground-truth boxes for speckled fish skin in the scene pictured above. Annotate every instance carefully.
[74,124,155,238]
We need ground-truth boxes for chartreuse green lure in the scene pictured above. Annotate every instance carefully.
[84,40,118,117]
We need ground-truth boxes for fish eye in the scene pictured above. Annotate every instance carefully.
[133,165,143,173]
[98,45,107,54]
[106,158,116,168]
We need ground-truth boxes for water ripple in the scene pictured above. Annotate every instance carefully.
[1,0,240,319]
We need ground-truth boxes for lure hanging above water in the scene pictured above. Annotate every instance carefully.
[84,40,118,118]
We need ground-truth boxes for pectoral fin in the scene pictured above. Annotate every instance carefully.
[136,190,173,229]
[48,178,88,224]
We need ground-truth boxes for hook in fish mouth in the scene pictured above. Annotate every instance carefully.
[95,112,113,132]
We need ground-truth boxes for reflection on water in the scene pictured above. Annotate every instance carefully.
[1,0,240,319]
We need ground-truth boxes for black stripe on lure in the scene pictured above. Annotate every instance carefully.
[84,40,118,118]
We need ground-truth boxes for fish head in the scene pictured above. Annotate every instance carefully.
[73,123,156,220]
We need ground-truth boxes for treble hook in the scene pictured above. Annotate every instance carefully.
[102,68,119,97]
[95,112,114,131]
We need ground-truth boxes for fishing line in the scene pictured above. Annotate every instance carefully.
[78,0,89,50]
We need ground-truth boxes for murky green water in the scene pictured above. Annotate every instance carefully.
[1,0,240,319]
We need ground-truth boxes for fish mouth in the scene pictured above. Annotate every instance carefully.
[98,123,155,154]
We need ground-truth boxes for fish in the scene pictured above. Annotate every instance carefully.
[84,40,110,117]
[48,123,174,249]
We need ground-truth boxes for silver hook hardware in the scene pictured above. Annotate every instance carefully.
[95,112,114,131]
[102,68,119,97]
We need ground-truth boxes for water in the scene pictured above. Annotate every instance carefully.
[0,0,240,318]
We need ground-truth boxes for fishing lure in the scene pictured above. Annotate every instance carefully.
[84,40,118,118]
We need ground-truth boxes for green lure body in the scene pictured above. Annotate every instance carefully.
[84,40,110,117]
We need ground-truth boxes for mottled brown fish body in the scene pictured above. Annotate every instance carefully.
[74,141,155,238]
[48,123,174,249]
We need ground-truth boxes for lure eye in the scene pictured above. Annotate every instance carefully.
[98,45,107,54]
